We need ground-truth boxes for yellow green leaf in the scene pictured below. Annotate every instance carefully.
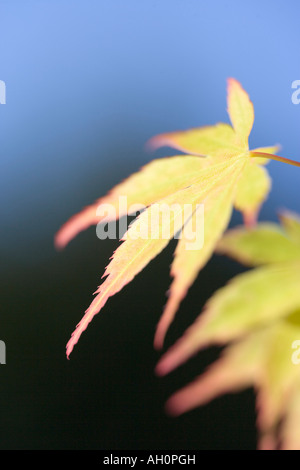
[234,160,271,226]
[147,123,243,158]
[164,315,300,450]
[280,377,300,450]
[55,156,209,249]
[56,78,299,359]
[66,157,245,357]
[157,213,300,450]
[156,261,300,375]
[154,177,240,350]
[227,77,254,148]
[279,210,300,243]
[165,327,266,416]
[216,224,300,266]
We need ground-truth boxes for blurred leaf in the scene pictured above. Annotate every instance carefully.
[234,161,271,226]
[157,212,300,449]
[216,223,300,266]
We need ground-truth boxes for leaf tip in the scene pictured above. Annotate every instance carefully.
[54,230,66,251]
[155,348,180,376]
[154,358,169,377]
[227,77,238,89]
[226,77,245,100]
[66,340,74,360]
[164,396,182,417]
[144,135,163,152]
[153,333,164,351]
[153,308,173,351]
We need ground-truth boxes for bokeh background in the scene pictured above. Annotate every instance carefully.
[1,0,299,450]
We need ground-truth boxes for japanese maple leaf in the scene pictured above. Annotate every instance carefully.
[156,211,300,450]
[55,78,297,358]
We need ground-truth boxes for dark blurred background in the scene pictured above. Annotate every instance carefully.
[1,0,299,450]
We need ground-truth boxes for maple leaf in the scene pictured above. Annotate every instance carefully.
[156,211,300,450]
[55,78,298,358]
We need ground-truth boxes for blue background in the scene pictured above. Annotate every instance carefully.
[1,0,299,450]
